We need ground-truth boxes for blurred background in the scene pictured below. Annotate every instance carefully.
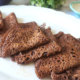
[0,0,80,18]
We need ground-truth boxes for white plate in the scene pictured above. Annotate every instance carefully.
[0,5,80,80]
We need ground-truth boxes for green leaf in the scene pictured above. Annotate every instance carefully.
[30,0,65,9]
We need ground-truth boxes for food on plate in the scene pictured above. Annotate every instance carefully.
[0,11,4,29]
[41,27,57,42]
[51,66,80,80]
[51,71,71,80]
[12,27,61,64]
[0,21,49,57]
[12,41,61,64]
[35,32,80,78]
[4,13,18,29]
[19,22,37,28]
[0,12,18,53]
[0,12,18,34]
[0,11,80,80]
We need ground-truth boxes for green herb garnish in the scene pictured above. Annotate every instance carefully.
[30,0,65,9]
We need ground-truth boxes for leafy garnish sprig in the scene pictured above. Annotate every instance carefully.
[30,0,65,9]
